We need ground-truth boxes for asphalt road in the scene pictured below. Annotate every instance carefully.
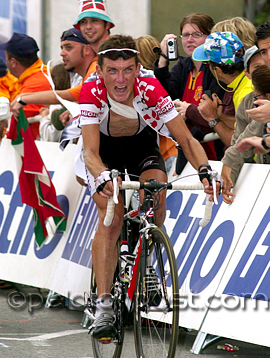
[0,282,270,358]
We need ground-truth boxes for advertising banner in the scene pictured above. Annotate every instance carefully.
[1,139,270,350]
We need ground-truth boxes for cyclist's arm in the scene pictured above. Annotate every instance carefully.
[166,115,209,170]
[81,123,113,198]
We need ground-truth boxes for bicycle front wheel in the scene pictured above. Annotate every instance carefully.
[134,227,179,358]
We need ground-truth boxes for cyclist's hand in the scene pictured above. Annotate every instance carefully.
[95,170,113,199]
[199,165,222,202]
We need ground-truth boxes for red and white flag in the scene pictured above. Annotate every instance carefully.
[7,109,67,247]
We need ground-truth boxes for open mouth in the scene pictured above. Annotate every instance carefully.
[115,86,127,93]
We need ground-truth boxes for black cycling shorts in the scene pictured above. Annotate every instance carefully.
[99,126,166,179]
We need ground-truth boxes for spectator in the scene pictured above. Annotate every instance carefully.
[245,21,270,124]
[10,28,96,113]
[153,13,225,169]
[236,66,270,166]
[0,57,17,101]
[212,17,256,50]
[0,97,10,144]
[0,33,51,140]
[135,35,177,174]
[194,32,253,147]
[39,63,71,142]
[220,47,265,204]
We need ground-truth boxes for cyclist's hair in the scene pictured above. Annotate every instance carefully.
[135,35,160,70]
[212,17,256,49]
[6,50,38,68]
[180,13,215,36]
[98,34,139,68]
[255,21,270,46]
[252,65,270,96]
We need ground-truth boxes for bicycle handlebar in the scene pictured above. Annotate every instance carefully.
[104,175,216,227]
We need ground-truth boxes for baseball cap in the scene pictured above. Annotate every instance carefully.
[0,32,39,58]
[73,0,115,30]
[192,32,244,64]
[244,45,260,70]
[61,28,89,44]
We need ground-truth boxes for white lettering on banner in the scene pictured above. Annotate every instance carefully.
[61,188,98,268]
[223,206,270,301]
[164,191,234,292]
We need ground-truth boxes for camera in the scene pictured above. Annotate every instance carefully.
[167,38,178,61]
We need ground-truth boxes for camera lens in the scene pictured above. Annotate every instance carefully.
[168,40,173,46]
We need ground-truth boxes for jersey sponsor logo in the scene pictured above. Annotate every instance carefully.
[81,110,98,118]
[156,101,174,116]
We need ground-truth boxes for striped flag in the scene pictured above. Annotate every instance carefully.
[7,109,67,247]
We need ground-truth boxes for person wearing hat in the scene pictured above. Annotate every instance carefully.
[73,0,114,54]
[11,1,115,115]
[220,46,265,204]
[0,57,17,101]
[0,32,51,140]
[10,28,96,118]
[194,32,253,148]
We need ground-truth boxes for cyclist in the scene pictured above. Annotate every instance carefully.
[80,34,218,341]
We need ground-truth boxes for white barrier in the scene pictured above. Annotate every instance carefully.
[1,139,270,350]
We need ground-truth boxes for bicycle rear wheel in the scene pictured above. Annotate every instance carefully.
[90,268,124,358]
[134,227,179,358]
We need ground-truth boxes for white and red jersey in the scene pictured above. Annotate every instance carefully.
[79,76,179,139]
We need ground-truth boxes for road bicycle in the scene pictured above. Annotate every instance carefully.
[84,169,217,358]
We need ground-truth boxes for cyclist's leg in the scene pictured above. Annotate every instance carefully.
[92,192,124,298]
[90,192,124,339]
[139,168,167,227]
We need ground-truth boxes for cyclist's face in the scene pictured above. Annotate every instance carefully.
[97,57,140,106]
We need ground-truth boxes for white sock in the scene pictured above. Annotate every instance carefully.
[95,296,114,318]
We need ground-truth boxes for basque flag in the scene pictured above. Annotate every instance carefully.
[7,109,67,247]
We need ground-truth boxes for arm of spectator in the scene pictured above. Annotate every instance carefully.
[11,90,75,118]
[236,136,270,154]
[198,94,234,147]
[221,164,235,204]
[246,99,270,123]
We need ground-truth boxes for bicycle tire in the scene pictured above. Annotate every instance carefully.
[90,268,125,358]
[134,227,179,358]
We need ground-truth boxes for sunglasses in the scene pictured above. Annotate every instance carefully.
[98,48,139,60]
[61,29,89,44]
